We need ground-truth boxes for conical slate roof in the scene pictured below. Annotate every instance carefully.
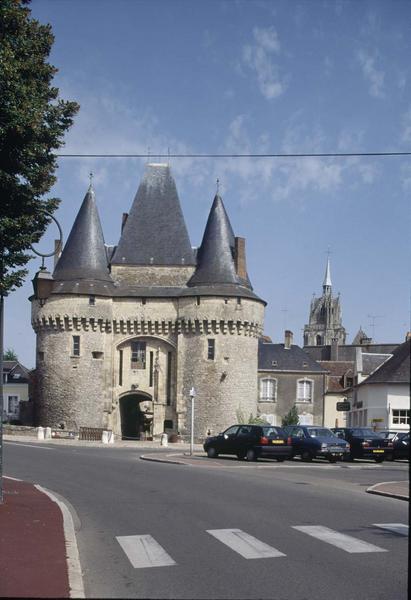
[111,164,195,266]
[188,194,251,288]
[53,185,112,283]
[323,256,332,288]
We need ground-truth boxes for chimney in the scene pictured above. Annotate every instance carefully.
[284,330,293,349]
[121,212,128,233]
[354,346,363,375]
[331,337,339,361]
[234,237,247,280]
[53,239,62,268]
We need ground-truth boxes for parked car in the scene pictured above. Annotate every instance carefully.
[203,424,293,461]
[384,432,410,461]
[332,427,392,462]
[282,425,350,462]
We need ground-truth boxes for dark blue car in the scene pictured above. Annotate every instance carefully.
[283,425,350,462]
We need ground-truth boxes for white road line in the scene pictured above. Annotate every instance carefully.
[292,525,387,553]
[206,529,286,559]
[373,523,409,536]
[116,535,176,568]
[5,442,54,450]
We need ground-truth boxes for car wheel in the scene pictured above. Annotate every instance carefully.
[207,447,218,458]
[374,457,384,463]
[237,451,246,460]
[385,453,394,462]
[328,456,337,463]
[246,448,257,461]
[301,450,313,462]
[276,457,285,462]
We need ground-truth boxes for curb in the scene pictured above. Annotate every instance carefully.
[35,485,85,598]
[366,481,409,502]
[140,453,190,465]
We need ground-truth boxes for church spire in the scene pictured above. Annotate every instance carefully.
[323,255,332,295]
[53,183,112,282]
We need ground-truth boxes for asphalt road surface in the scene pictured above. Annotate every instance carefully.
[4,442,409,599]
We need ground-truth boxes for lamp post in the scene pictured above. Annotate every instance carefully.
[0,212,62,504]
[189,387,196,456]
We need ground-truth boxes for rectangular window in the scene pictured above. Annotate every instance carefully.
[7,396,19,415]
[392,409,409,425]
[89,295,95,306]
[149,351,154,387]
[207,339,215,360]
[72,336,80,357]
[259,378,277,402]
[297,380,312,402]
[166,351,172,405]
[131,341,146,369]
[119,350,123,386]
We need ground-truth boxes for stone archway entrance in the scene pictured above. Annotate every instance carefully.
[119,393,153,440]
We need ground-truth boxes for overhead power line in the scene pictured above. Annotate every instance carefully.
[56,151,411,158]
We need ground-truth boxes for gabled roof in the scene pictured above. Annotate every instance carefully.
[258,341,327,373]
[111,164,195,266]
[358,339,410,385]
[3,361,30,383]
[188,193,251,289]
[53,185,113,283]
[318,361,354,392]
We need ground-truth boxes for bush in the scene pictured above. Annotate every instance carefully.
[282,405,299,426]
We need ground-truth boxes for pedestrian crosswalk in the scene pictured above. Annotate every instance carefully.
[116,523,407,568]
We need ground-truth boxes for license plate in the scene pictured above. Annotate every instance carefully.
[373,449,384,453]
[329,447,343,452]
[272,440,284,444]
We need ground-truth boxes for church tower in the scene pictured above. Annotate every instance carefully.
[303,257,346,346]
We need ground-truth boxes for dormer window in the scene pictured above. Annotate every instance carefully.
[303,361,308,368]
[271,360,278,367]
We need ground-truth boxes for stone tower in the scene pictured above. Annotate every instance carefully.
[31,164,265,439]
[303,257,346,346]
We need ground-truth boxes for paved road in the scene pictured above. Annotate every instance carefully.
[4,441,409,599]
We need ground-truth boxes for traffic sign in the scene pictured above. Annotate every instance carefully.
[336,401,350,411]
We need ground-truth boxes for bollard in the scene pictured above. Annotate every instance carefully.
[45,427,52,439]
[37,426,44,440]
[108,431,114,444]
[101,430,109,444]
[160,433,168,447]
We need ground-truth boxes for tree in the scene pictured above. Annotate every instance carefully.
[235,408,269,425]
[0,0,79,296]
[3,348,18,361]
[281,405,299,426]
[0,0,79,503]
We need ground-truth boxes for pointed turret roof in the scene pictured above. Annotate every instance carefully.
[353,327,369,345]
[53,184,112,283]
[111,164,195,266]
[323,256,332,289]
[188,194,251,288]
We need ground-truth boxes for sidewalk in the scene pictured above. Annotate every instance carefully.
[366,480,410,501]
[0,477,83,599]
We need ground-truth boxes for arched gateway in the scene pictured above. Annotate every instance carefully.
[119,392,153,440]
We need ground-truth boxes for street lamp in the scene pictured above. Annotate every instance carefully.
[189,387,196,456]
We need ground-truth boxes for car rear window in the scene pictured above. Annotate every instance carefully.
[350,428,382,438]
[262,426,284,437]
[307,428,335,437]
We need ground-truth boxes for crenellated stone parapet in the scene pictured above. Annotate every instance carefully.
[32,314,263,337]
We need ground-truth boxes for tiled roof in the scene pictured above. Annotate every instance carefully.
[258,341,327,372]
[111,164,195,266]
[319,361,354,393]
[359,340,410,385]
[53,185,113,283]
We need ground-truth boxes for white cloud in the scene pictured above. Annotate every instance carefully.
[242,26,286,100]
[357,49,385,98]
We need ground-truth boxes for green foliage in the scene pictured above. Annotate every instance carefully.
[3,348,18,360]
[0,0,79,296]
[236,407,269,425]
[281,405,300,426]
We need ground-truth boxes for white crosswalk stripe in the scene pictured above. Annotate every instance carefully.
[373,523,409,536]
[292,525,387,553]
[116,535,176,568]
[206,528,286,559]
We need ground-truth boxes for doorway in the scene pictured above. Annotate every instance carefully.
[119,393,152,440]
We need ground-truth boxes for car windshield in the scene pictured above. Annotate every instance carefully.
[351,428,381,438]
[262,427,283,437]
[307,428,335,437]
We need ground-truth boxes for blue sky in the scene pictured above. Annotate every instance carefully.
[5,0,411,367]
